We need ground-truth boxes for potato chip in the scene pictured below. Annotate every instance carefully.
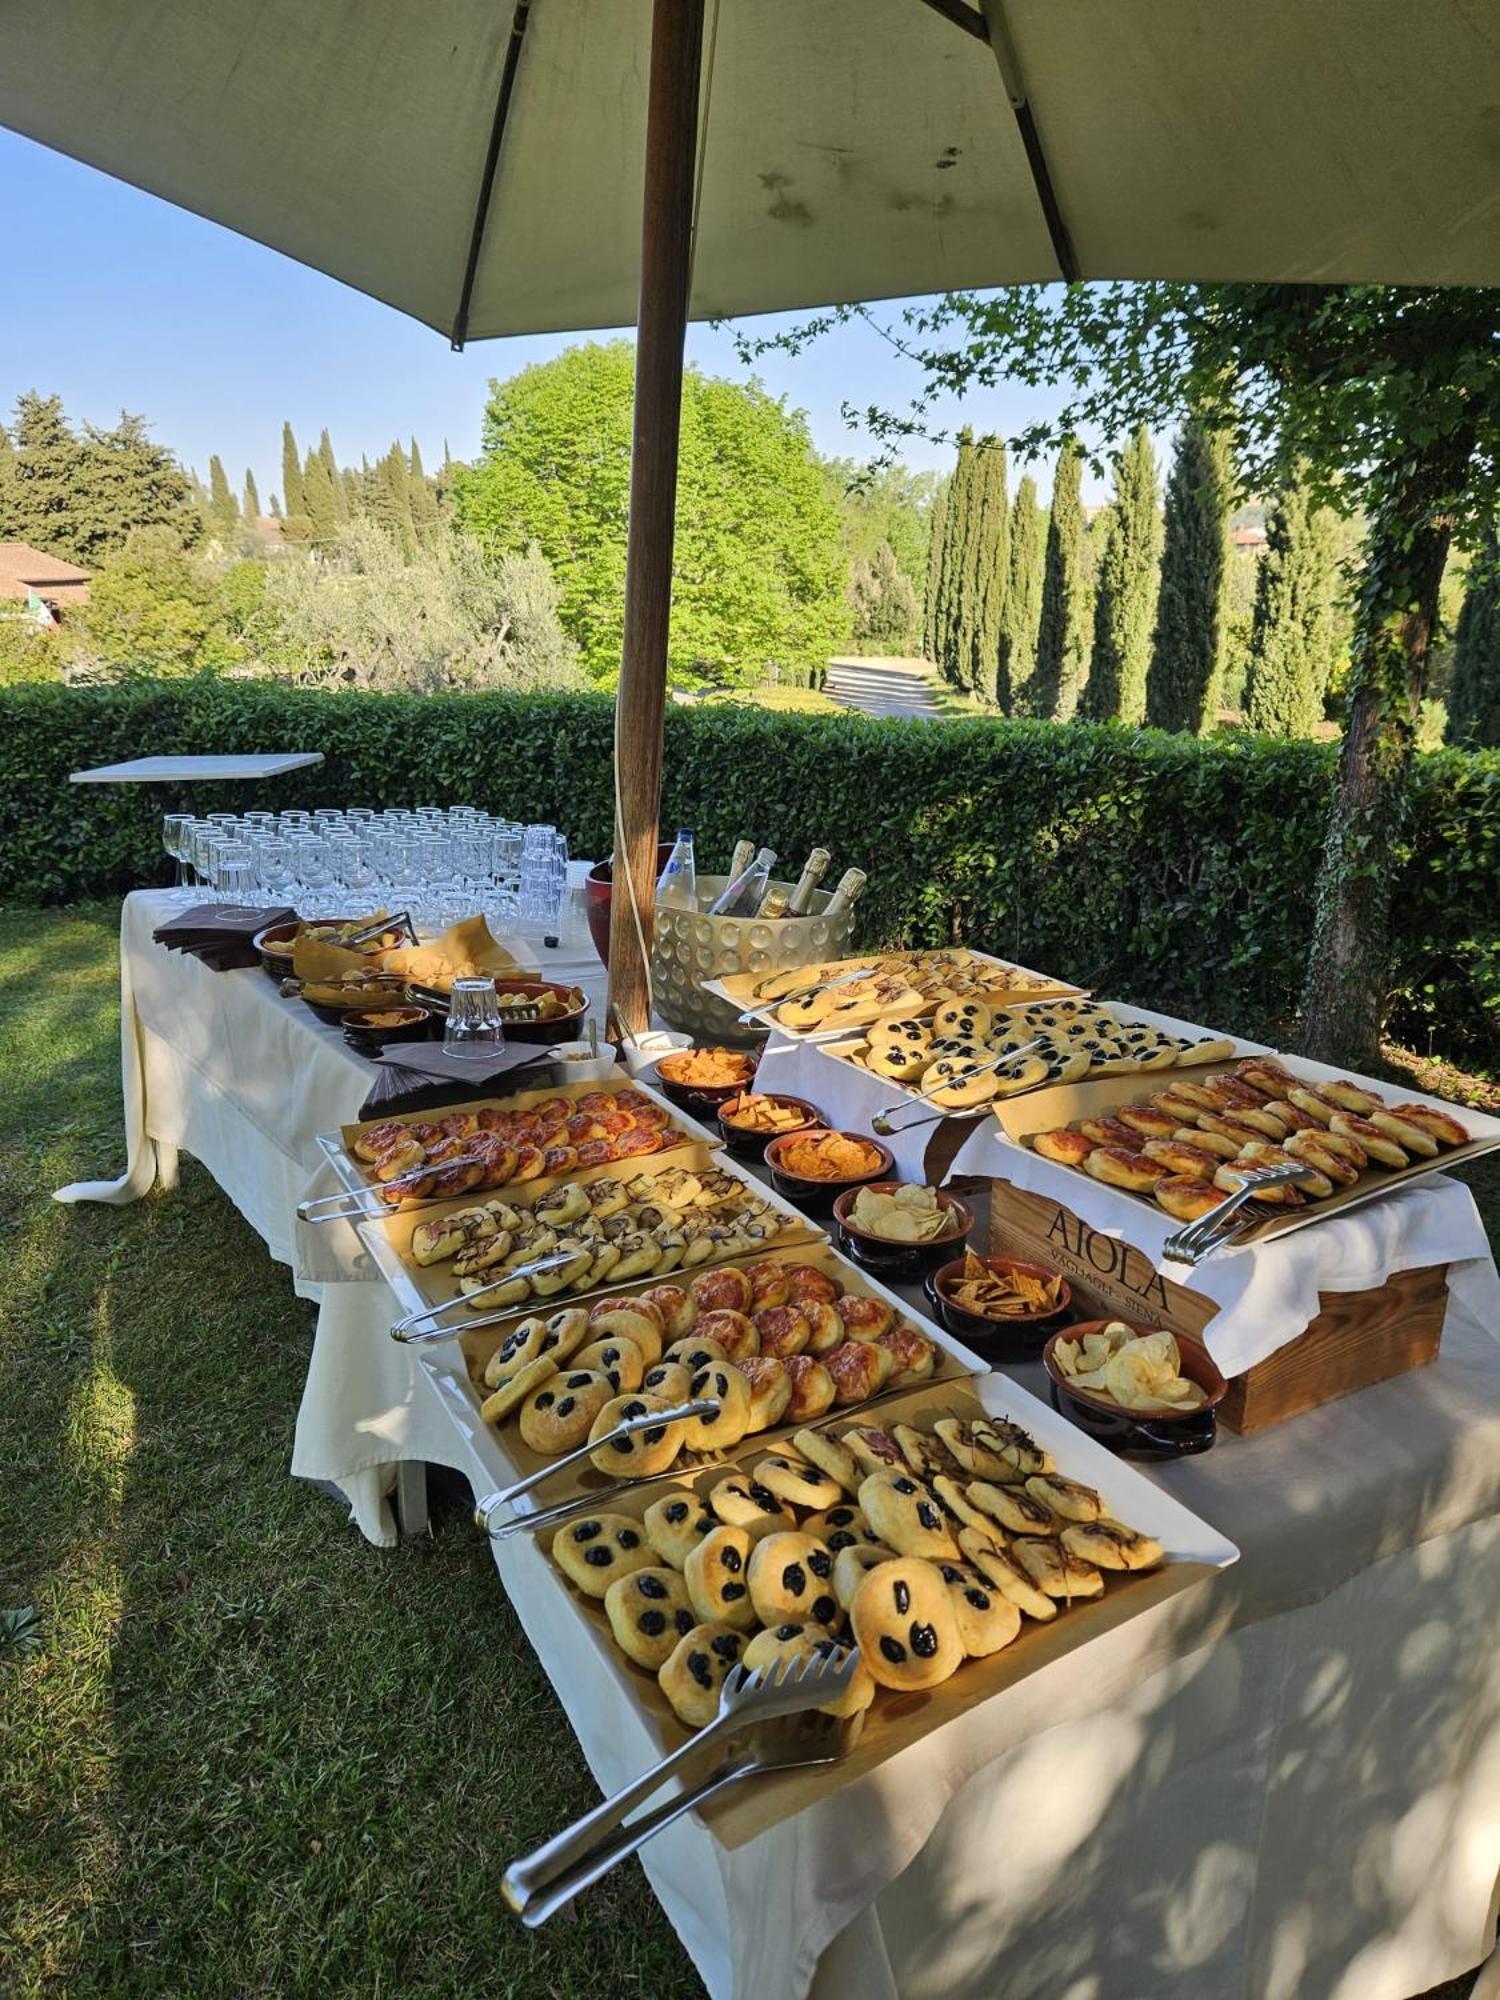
[1054,1321,1206,1413]
[848,1183,956,1243]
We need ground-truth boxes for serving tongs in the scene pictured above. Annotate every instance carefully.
[297,1155,487,1225]
[503,1647,863,1925]
[872,1039,1043,1135]
[1161,1162,1320,1266]
[341,909,419,949]
[738,965,871,1027]
[471,1397,721,1523]
[388,1248,585,1341]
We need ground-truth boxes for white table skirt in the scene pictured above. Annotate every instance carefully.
[56,888,1500,1997]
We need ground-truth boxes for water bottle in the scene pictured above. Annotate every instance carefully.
[655,829,698,912]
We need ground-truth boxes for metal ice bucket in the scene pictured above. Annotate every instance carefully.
[650,876,856,1045]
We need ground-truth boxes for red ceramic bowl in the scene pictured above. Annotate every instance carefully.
[763,1129,896,1216]
[651,1049,759,1112]
[923,1252,1072,1361]
[831,1182,973,1280]
[584,845,675,967]
[1042,1319,1227,1459]
[716,1092,824,1159]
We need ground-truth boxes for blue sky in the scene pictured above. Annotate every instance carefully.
[0,127,1107,508]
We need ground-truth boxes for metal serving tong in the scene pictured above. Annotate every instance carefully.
[388,1249,585,1341]
[471,1397,720,1520]
[1161,1161,1319,1266]
[871,1039,1043,1136]
[298,1156,488,1225]
[738,965,870,1027]
[503,1647,863,1925]
[341,909,419,949]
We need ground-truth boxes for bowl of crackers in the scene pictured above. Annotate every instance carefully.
[651,1045,759,1111]
[763,1127,895,1215]
[1042,1318,1225,1458]
[924,1249,1072,1358]
[716,1090,824,1159]
[831,1181,973,1280]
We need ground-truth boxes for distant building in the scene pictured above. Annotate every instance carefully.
[1231,524,1268,551]
[0,542,92,622]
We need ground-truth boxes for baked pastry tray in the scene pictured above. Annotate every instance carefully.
[709,948,1086,1045]
[409,1235,984,1512]
[990,1048,1500,1248]
[493,1370,1239,1848]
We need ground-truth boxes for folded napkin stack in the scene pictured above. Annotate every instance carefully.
[357,1040,552,1119]
[152,903,295,972]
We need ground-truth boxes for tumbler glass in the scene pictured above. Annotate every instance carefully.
[443,978,505,1062]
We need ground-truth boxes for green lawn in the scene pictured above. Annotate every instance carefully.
[2,903,1493,1999]
[0,903,703,1999]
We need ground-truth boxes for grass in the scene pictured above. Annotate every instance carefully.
[0,902,703,1999]
[1,903,1492,1998]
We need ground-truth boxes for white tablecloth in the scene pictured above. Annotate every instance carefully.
[56,889,1500,1997]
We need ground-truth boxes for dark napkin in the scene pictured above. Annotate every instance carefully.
[153,902,295,971]
[357,1040,552,1119]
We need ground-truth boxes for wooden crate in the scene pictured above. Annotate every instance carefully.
[987,1181,1447,1435]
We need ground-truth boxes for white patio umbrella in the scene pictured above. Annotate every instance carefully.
[4,0,1498,1025]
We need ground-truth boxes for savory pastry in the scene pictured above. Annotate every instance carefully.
[859,1472,960,1561]
[835,1293,896,1342]
[1317,1078,1383,1115]
[690,1266,753,1316]
[1209,1100,1288,1140]
[642,1359,694,1402]
[802,1503,872,1551]
[1142,1137,1226,1179]
[1389,1102,1467,1147]
[784,1264,839,1306]
[586,1304,664,1365]
[743,1624,877,1720]
[1234,1059,1300,1099]
[1030,1129,1097,1169]
[480,1315,547,1390]
[1235,1140,1332,1199]
[781,1354,837,1422]
[658,1622,747,1728]
[791,1424,860,1494]
[932,1417,1015,1480]
[1060,1520,1164,1572]
[535,1307,595,1365]
[851,1557,965,1691]
[935,1560,1022,1656]
[1286,1085,1340,1126]
[738,1356,793,1432]
[891,1424,961,1485]
[638,1283,695,1338]
[930,1473,1000,1535]
[643,1490,718,1569]
[833,1540,899,1612]
[875,1324,937,1383]
[826,1340,894,1405]
[684,1525,757,1630]
[755,1452,844,1511]
[1154,1175,1225,1222]
[1115,1105,1181,1141]
[694,1308,758,1364]
[800,1300,847,1355]
[1196,1110,1282,1150]
[588,1393,687,1477]
[932,998,994,1041]
[707,1471,796,1539]
[922,1056,1001,1110]
[1367,1108,1440,1159]
[869,1043,932,1083]
[479,1354,557,1427]
[754,1305,812,1359]
[1077,1116,1148,1149]
[605,1567,698,1670]
[519,1368,615,1453]
[1212,1160,1305,1206]
[959,1529,1057,1622]
[684,1363,753,1450]
[552,1512,655,1597]
[1084,1147,1167,1192]
[967,1479,1058,1538]
[573,1336,645,1394]
[665,1336,727,1374]
[1283,1130,1362,1185]
[1026,1472,1104,1523]
[1261,1099,1321,1133]
[747,1531,840,1628]
[1011,1538,1105,1600]
[842,1425,906,1478]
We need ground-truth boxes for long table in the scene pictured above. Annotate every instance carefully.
[62,889,1500,1998]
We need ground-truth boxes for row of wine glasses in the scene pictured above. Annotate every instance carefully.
[161,806,569,936]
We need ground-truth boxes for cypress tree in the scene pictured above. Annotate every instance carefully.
[998,474,1044,713]
[369,445,416,556]
[1030,439,1090,720]
[951,432,991,690]
[1447,522,1500,748]
[268,493,283,519]
[923,479,948,665]
[1145,416,1233,735]
[281,422,304,519]
[969,438,1010,701]
[1244,468,1341,736]
[242,467,261,521]
[207,454,238,540]
[1081,427,1161,723]
[341,467,363,520]
[407,437,441,542]
[300,448,339,541]
[319,428,349,523]
[937,428,976,685]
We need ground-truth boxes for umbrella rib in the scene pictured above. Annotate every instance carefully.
[450,0,533,350]
[917,0,990,39]
[975,0,1080,283]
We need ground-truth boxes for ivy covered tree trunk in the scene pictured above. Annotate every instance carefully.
[1447,518,1500,747]
[1300,428,1475,1066]
[1145,417,1232,735]
[1030,438,1089,720]
[998,474,1044,713]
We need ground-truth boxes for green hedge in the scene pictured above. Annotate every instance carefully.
[3,679,1497,1067]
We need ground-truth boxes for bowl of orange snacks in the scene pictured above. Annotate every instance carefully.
[925,1249,1072,1360]
[716,1090,824,1159]
[764,1127,894,1215]
[651,1045,758,1111]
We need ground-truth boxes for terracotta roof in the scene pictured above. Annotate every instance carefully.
[0,541,92,584]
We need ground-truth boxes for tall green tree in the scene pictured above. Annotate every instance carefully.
[1030,439,1090,720]
[1244,469,1342,736]
[997,474,1044,713]
[455,340,846,684]
[407,437,442,544]
[849,540,920,652]
[1082,426,1161,723]
[316,430,348,524]
[280,422,304,520]
[206,455,238,541]
[0,392,197,565]
[923,479,947,665]
[1447,523,1500,747]
[936,428,977,686]
[969,439,1010,700]
[242,468,261,521]
[300,449,340,542]
[374,446,417,557]
[1146,417,1232,734]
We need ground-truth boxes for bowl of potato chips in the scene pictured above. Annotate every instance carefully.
[763,1127,894,1214]
[832,1181,973,1279]
[1043,1318,1226,1458]
[924,1249,1072,1358]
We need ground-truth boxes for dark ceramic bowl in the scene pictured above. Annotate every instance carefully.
[584,845,675,967]
[715,1092,823,1160]
[341,1004,435,1054]
[252,917,403,979]
[406,978,590,1046]
[923,1252,1073,1363]
[831,1182,974,1282]
[651,1051,760,1114]
[763,1129,896,1218]
[1041,1318,1227,1459]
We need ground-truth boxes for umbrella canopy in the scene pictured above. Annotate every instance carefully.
[3,0,1499,347]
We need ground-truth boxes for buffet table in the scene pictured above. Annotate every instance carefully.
[61,891,1500,1997]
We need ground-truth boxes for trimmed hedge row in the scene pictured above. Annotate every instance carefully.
[3,679,1497,1067]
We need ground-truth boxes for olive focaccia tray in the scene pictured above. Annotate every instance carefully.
[715,947,1084,1044]
[329,1075,719,1208]
[995,1048,1500,1247]
[369,1142,821,1324]
[416,1238,982,1509]
[507,1372,1236,1848]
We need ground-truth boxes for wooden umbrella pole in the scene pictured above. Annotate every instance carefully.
[606,0,706,1037]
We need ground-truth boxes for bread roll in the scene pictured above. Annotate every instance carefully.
[1083,1147,1167,1191]
[1115,1105,1180,1140]
[1154,1175,1224,1221]
[1033,1128,1096,1167]
[1367,1109,1439,1158]
[1325,1113,1405,1168]
[1284,1130,1361,1187]
[1142,1137,1225,1177]
[1388,1102,1467,1147]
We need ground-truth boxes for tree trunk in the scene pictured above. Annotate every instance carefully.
[1298,427,1475,1066]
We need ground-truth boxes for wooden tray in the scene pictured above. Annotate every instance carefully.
[412,1235,985,1510]
[501,1371,1238,1847]
[988,1049,1500,1248]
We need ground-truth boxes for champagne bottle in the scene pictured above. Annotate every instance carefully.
[785,847,831,916]
[708,846,777,917]
[754,887,792,920]
[655,829,698,911]
[822,866,868,917]
[726,838,755,883]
